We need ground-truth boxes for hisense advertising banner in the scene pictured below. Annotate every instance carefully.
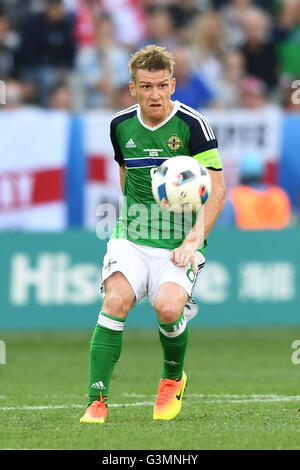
[0,229,299,330]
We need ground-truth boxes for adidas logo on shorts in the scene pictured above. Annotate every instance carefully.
[125,138,136,148]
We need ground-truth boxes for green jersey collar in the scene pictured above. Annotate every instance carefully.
[137,100,180,132]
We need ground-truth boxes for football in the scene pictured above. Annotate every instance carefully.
[151,155,212,213]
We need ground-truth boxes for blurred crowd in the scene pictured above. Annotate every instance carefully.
[0,0,300,111]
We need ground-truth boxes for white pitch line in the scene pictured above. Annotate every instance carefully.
[201,397,300,404]
[124,392,300,400]
[1,394,300,411]
[0,402,154,411]
[179,393,300,401]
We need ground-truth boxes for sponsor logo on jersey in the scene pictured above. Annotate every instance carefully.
[167,134,182,151]
[143,148,163,157]
[125,138,136,148]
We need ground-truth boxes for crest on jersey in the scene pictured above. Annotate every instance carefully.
[104,259,117,271]
[167,134,182,151]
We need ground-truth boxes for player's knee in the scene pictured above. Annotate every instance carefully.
[155,302,182,324]
[103,292,131,318]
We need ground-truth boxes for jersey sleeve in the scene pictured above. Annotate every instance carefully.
[177,107,222,170]
[187,114,222,170]
[193,148,222,170]
[110,119,124,166]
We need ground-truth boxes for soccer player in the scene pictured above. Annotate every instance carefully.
[80,45,226,423]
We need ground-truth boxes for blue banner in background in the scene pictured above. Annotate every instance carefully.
[279,114,300,212]
[66,114,85,227]
[0,229,299,330]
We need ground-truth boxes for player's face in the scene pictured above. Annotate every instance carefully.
[129,69,176,126]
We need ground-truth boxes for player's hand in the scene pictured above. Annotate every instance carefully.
[170,245,198,274]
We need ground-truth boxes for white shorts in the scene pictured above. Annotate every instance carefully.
[101,238,205,307]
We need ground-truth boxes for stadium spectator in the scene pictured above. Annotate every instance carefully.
[112,83,136,110]
[214,0,278,10]
[167,0,201,41]
[230,152,291,229]
[239,7,278,91]
[0,0,294,114]
[255,0,278,14]
[211,0,229,7]
[75,14,130,108]
[189,11,225,86]
[99,0,147,49]
[74,0,100,49]
[0,13,19,79]
[1,78,24,109]
[0,0,39,29]
[171,45,215,109]
[238,76,269,109]
[139,6,180,51]
[18,0,75,106]
[215,49,246,108]
[220,0,254,48]
[274,0,300,80]
[47,81,74,110]
[62,0,80,14]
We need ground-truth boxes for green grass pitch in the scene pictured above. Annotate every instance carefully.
[1,327,300,450]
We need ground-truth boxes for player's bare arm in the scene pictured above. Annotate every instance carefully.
[119,165,126,193]
[170,169,226,273]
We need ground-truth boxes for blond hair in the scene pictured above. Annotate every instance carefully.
[129,45,174,82]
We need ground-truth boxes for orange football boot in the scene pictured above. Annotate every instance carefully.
[153,371,187,420]
[80,392,108,423]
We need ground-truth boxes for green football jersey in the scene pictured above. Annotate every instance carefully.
[110,100,222,252]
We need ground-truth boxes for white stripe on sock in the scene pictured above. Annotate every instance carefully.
[158,316,187,338]
[97,312,124,331]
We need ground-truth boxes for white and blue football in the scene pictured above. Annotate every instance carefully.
[151,155,212,213]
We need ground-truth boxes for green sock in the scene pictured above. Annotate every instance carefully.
[88,311,125,406]
[158,312,188,380]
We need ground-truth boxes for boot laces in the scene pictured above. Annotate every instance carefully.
[90,391,107,410]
